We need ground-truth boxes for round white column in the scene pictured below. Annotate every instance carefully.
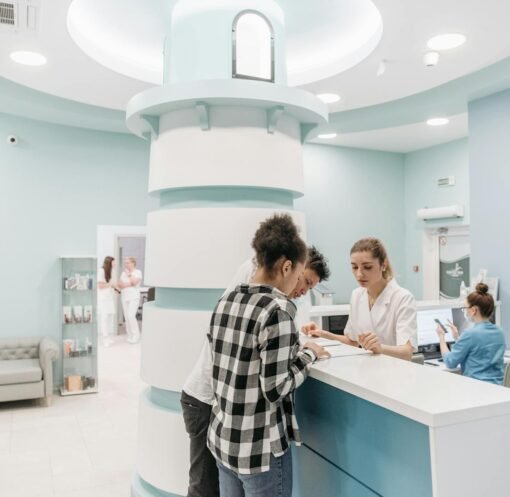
[129,3,327,496]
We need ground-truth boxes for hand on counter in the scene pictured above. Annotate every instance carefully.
[303,341,331,361]
[358,332,383,354]
[301,322,321,336]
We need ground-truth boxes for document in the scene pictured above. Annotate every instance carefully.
[299,333,343,348]
[320,344,372,360]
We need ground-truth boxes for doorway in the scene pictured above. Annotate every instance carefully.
[115,235,147,335]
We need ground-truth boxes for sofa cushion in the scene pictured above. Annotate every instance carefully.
[0,359,42,385]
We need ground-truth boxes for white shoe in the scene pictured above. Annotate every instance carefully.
[103,338,114,347]
[127,337,140,344]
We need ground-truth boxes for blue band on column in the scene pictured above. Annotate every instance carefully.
[159,186,295,208]
[155,288,224,311]
[132,473,182,497]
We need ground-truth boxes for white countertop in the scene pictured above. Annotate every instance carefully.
[310,350,510,428]
[309,300,501,317]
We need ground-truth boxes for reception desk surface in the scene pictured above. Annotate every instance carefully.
[294,350,510,497]
[310,351,510,427]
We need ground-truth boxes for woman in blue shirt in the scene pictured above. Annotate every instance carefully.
[436,283,506,384]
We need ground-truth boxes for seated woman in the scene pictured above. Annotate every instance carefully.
[436,283,506,384]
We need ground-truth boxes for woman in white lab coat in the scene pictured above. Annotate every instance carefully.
[97,256,118,347]
[304,238,417,360]
[119,257,142,344]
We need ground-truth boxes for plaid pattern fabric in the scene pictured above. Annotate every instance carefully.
[207,284,315,475]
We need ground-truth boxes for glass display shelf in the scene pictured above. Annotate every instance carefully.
[60,256,98,396]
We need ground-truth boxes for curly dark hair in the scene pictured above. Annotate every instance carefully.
[306,246,330,281]
[251,214,307,276]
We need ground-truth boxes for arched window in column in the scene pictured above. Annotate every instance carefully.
[232,11,274,82]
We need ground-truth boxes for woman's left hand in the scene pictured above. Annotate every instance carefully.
[358,332,383,354]
[435,324,446,339]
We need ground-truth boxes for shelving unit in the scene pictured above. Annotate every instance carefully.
[59,256,98,396]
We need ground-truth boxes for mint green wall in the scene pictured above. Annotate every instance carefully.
[469,89,510,339]
[297,144,406,303]
[0,113,155,354]
[404,139,470,298]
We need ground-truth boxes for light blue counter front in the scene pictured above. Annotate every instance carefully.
[293,377,432,497]
[291,347,510,497]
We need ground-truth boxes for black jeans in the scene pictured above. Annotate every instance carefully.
[181,391,220,497]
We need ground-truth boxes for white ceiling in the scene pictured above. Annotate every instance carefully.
[0,0,509,151]
[310,114,468,154]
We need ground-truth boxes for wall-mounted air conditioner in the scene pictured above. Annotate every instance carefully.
[417,205,464,220]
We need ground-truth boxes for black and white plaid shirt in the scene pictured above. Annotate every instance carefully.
[207,284,316,474]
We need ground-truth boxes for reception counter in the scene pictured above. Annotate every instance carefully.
[294,351,510,497]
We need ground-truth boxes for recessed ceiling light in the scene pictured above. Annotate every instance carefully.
[427,33,466,51]
[10,51,47,66]
[427,118,449,126]
[318,133,337,139]
[316,93,341,104]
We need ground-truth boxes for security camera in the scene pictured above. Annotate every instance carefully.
[423,51,439,67]
[7,135,18,145]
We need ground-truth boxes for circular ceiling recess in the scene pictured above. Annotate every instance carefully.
[67,0,383,86]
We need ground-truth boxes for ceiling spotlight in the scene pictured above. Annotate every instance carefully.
[316,93,341,104]
[427,33,466,51]
[10,51,47,66]
[427,118,449,126]
[317,133,337,139]
[376,60,386,77]
[423,51,439,67]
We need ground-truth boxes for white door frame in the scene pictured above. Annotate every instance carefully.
[422,225,470,300]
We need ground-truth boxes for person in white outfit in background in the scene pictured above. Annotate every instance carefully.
[97,256,118,347]
[119,256,142,344]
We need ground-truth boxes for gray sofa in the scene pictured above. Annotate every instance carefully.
[0,337,59,405]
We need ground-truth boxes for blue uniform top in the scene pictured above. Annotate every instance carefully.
[442,321,506,384]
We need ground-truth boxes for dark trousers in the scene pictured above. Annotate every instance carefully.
[181,391,220,497]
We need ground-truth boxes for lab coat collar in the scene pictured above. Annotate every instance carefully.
[370,279,400,331]
[377,278,399,306]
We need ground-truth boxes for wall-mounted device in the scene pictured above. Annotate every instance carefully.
[417,205,464,220]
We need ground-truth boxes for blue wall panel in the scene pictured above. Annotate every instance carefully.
[295,378,432,497]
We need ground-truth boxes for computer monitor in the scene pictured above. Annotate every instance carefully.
[417,308,455,346]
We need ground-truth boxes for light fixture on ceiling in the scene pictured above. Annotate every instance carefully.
[316,93,341,104]
[10,50,47,66]
[426,117,449,126]
[317,133,337,139]
[423,51,439,67]
[427,33,466,51]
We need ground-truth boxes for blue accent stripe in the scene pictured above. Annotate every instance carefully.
[156,288,223,311]
[147,387,182,413]
[131,473,183,497]
[159,186,295,208]
[302,444,382,496]
[295,378,433,497]
[292,445,379,497]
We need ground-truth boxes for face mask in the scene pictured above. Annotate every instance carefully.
[463,308,474,323]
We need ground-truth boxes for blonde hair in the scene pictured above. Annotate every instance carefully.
[126,257,137,266]
[350,237,393,280]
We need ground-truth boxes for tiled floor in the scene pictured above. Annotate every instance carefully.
[0,337,144,497]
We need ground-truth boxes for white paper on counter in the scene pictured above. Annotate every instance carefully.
[320,344,372,360]
[299,333,343,348]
